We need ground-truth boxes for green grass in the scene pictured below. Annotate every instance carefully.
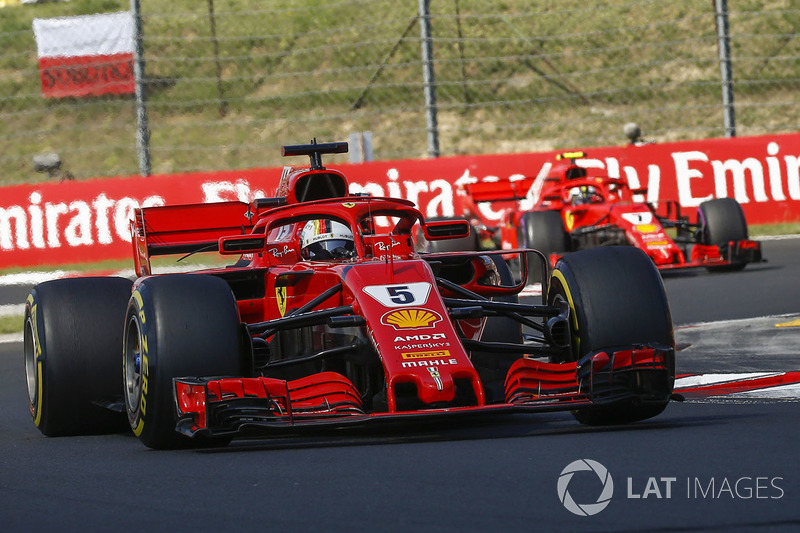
[750,223,800,237]
[0,315,23,335]
[2,0,798,184]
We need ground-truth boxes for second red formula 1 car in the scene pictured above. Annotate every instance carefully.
[24,142,677,449]
[453,151,763,282]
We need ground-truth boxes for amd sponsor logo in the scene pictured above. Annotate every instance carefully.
[394,333,447,342]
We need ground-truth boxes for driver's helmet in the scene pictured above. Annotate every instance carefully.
[568,185,601,205]
[300,219,355,260]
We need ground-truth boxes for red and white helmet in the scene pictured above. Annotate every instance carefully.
[300,219,355,260]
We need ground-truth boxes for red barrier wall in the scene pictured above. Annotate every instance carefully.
[2,133,799,269]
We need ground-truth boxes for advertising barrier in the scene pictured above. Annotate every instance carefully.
[1,133,799,269]
[32,12,135,98]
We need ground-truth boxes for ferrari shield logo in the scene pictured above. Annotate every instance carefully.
[342,202,356,208]
[276,286,287,317]
[565,211,575,231]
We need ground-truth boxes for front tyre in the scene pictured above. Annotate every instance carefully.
[698,198,749,272]
[548,246,674,425]
[124,275,245,449]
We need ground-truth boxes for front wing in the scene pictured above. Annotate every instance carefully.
[548,238,763,271]
[172,345,674,438]
[655,239,762,271]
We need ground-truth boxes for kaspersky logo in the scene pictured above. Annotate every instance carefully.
[557,459,614,516]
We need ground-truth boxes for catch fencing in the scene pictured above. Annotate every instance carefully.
[1,0,798,184]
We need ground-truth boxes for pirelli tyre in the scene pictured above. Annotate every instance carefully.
[123,274,245,449]
[517,210,570,285]
[547,246,674,425]
[24,277,133,436]
[698,197,749,272]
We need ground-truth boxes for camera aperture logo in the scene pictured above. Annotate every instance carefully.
[557,459,614,516]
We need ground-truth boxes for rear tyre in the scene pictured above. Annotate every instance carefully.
[547,246,674,425]
[517,211,569,284]
[123,275,244,449]
[422,217,479,252]
[698,198,749,272]
[24,277,133,436]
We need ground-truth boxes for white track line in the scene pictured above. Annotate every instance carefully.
[0,304,25,317]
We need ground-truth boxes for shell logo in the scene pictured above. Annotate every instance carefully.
[381,308,442,330]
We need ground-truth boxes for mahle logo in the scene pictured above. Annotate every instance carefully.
[557,459,614,516]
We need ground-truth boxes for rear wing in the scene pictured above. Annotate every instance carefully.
[461,177,536,203]
[131,201,254,276]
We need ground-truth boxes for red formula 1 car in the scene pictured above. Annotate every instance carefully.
[453,151,763,282]
[24,142,677,449]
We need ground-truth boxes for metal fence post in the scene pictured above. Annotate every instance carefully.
[130,0,152,176]
[418,0,439,158]
[714,0,736,137]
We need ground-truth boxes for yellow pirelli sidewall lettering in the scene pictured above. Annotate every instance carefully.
[27,295,45,427]
[35,361,44,427]
[27,295,42,358]
[130,290,148,436]
[549,269,580,354]
[132,290,146,325]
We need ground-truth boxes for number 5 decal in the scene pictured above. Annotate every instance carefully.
[387,286,414,304]
[363,282,432,307]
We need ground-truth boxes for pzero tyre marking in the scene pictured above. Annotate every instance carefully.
[23,294,44,427]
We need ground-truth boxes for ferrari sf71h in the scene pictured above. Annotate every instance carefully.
[452,151,763,282]
[25,142,677,449]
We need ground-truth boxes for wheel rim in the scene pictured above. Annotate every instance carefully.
[124,315,143,414]
[23,317,38,406]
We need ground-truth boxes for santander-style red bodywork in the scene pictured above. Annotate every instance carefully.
[458,152,763,271]
[127,143,675,441]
